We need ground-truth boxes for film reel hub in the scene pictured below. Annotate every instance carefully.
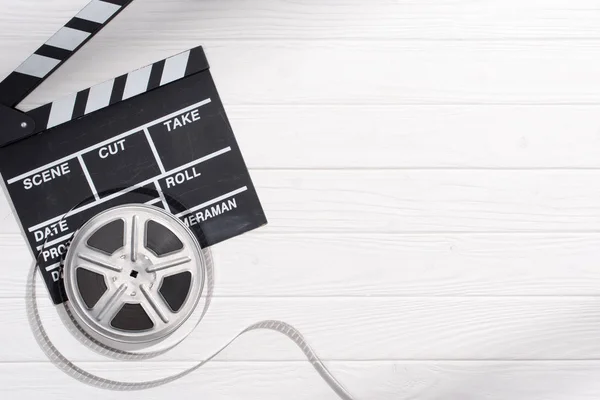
[63,204,205,351]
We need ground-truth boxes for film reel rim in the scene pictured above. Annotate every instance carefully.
[63,203,205,350]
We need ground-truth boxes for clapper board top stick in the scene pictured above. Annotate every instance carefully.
[0,0,267,304]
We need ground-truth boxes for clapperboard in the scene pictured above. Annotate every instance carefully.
[0,0,267,304]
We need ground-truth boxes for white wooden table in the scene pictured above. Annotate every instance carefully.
[2,1,600,398]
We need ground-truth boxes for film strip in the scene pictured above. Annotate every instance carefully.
[26,254,355,398]
[25,204,354,397]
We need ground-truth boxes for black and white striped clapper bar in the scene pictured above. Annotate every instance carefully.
[0,0,267,304]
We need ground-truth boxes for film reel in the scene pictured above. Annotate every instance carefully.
[26,202,356,399]
[63,204,206,352]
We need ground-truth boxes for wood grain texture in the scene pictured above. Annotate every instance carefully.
[4,0,600,41]
[9,40,600,109]
[231,105,600,169]
[2,0,600,398]
[4,296,600,362]
[4,361,600,400]
[6,232,600,298]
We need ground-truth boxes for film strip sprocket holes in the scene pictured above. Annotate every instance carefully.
[0,0,134,108]
[27,46,210,133]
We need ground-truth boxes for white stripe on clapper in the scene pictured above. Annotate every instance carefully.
[85,79,115,114]
[45,27,90,51]
[144,128,166,173]
[78,155,99,201]
[45,263,61,272]
[161,50,191,85]
[15,54,61,78]
[76,0,122,24]
[47,93,77,129]
[123,65,153,100]
[154,181,170,212]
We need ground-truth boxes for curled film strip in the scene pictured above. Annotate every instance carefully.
[24,189,356,399]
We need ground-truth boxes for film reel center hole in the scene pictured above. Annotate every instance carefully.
[130,270,139,279]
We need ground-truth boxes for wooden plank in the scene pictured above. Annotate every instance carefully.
[202,40,600,106]
[5,232,600,298]
[5,296,600,362]
[6,170,600,235]
[3,360,600,400]
[8,40,600,109]
[249,170,600,233]
[3,0,600,41]
[231,105,600,169]
[4,1,600,398]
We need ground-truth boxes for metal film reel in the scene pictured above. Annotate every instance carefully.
[30,204,353,398]
[63,204,206,352]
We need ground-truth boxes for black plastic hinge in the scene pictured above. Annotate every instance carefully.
[0,104,36,147]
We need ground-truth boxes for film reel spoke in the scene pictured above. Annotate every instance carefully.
[77,252,122,274]
[128,214,145,263]
[139,284,171,324]
[92,283,128,323]
[146,255,191,273]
